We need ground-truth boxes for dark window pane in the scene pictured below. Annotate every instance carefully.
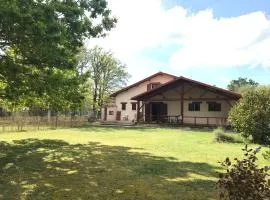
[131,103,137,110]
[208,102,221,111]
[121,103,127,110]
[188,103,193,111]
[188,102,201,111]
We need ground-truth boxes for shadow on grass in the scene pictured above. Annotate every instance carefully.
[0,139,220,200]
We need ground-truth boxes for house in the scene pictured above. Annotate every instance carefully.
[102,72,241,126]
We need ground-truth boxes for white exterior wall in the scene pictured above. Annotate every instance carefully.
[106,74,175,122]
[106,106,117,121]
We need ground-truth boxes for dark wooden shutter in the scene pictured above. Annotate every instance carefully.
[217,103,221,111]
[161,103,167,116]
[188,103,193,111]
[147,84,152,91]
[116,111,121,121]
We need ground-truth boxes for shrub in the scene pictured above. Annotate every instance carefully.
[217,145,270,200]
[263,148,270,161]
[228,87,270,144]
[213,128,238,143]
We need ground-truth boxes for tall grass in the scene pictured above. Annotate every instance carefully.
[213,127,243,143]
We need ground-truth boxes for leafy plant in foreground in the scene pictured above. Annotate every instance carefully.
[217,145,270,200]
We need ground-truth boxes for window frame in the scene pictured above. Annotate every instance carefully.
[188,102,201,111]
[147,82,161,91]
[131,102,137,111]
[108,111,114,115]
[207,102,221,112]
[121,102,127,110]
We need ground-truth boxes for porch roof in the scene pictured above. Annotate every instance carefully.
[131,76,242,101]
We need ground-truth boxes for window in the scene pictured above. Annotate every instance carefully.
[109,111,114,115]
[188,102,201,111]
[207,102,221,111]
[121,102,127,110]
[131,102,137,110]
[147,82,161,91]
[151,83,160,89]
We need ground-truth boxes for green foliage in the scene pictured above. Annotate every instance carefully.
[0,0,116,112]
[217,145,270,200]
[213,128,236,143]
[79,46,130,116]
[0,64,89,113]
[0,0,116,68]
[227,77,259,93]
[263,148,270,161]
[229,87,270,144]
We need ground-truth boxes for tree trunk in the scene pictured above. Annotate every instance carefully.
[47,108,51,124]
[92,84,98,118]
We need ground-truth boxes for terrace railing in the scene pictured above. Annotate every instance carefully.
[143,115,228,126]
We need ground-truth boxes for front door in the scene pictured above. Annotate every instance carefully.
[116,111,121,121]
[151,102,167,122]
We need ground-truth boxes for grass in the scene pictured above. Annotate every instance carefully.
[0,125,269,200]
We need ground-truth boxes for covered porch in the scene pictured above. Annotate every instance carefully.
[133,76,241,126]
[136,101,228,126]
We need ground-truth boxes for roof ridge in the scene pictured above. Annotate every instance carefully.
[110,72,177,97]
[131,76,241,100]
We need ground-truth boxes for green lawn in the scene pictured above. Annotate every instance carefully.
[0,126,269,200]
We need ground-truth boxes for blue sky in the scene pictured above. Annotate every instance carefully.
[164,0,270,18]
[89,0,270,88]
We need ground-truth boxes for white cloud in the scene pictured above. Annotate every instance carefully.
[86,0,270,83]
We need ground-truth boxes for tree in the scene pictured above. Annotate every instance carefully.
[227,77,259,93]
[228,86,270,144]
[0,0,116,112]
[1,65,88,115]
[0,0,116,69]
[79,46,130,117]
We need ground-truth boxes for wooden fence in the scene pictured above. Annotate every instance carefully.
[0,116,88,132]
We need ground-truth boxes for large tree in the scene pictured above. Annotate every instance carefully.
[0,0,116,112]
[79,46,130,117]
[228,86,270,144]
[227,77,259,93]
[0,0,116,68]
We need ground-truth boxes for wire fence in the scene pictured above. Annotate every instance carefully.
[0,115,88,132]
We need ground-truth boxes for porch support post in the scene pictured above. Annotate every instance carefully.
[137,101,140,122]
[181,83,184,125]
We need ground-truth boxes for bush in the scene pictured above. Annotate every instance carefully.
[263,148,270,161]
[228,87,270,144]
[217,145,270,200]
[213,128,239,143]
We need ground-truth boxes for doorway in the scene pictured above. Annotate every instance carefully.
[145,102,167,122]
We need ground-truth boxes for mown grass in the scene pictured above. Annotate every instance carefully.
[0,125,269,200]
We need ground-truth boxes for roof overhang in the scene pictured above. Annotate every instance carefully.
[131,76,242,101]
[109,72,177,97]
